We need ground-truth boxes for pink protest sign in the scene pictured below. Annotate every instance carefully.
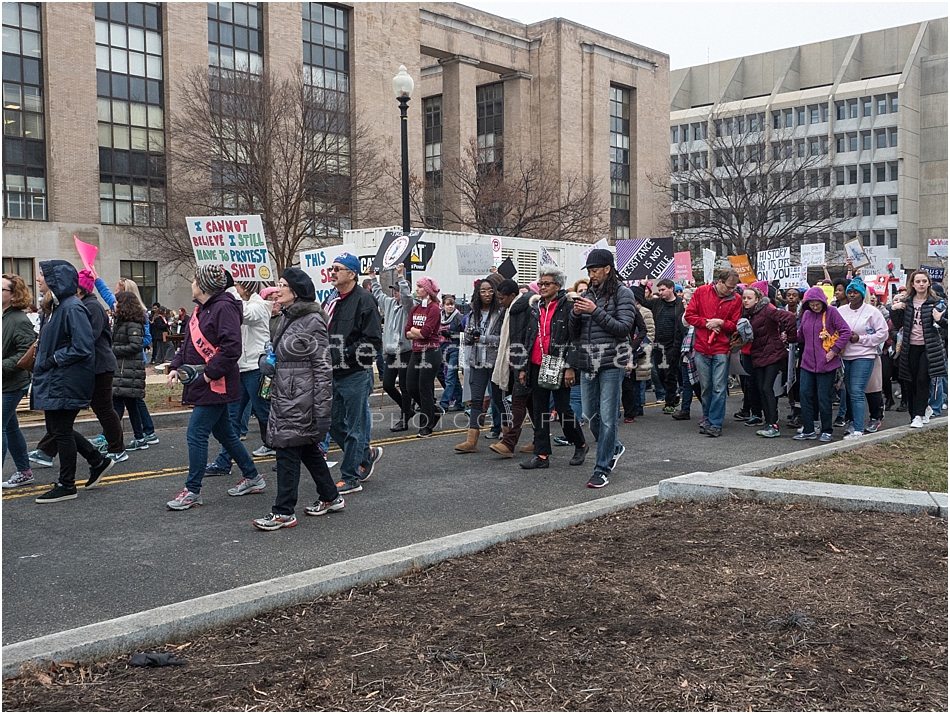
[674,251,693,281]
[74,236,98,271]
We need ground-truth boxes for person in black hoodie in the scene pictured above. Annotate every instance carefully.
[639,278,686,414]
[32,261,116,503]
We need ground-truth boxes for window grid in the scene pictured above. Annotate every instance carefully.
[2,1,46,220]
[610,85,630,241]
[476,82,503,167]
[95,1,165,226]
[423,95,443,229]
[120,259,157,308]
[207,1,263,75]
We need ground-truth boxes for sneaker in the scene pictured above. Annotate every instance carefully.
[126,438,149,451]
[415,428,434,438]
[662,405,677,415]
[756,425,781,438]
[786,414,802,428]
[733,410,750,421]
[239,433,248,441]
[28,450,53,468]
[865,418,882,433]
[520,455,549,470]
[820,432,833,442]
[842,431,864,441]
[2,470,34,489]
[305,495,346,517]
[623,416,636,423]
[203,462,232,476]
[85,456,115,489]
[587,472,609,489]
[35,483,78,503]
[336,480,363,495]
[166,488,202,510]
[485,430,502,440]
[251,445,276,457]
[569,444,589,466]
[671,410,691,420]
[359,447,384,481]
[227,475,266,496]
[552,436,570,447]
[609,444,626,471]
[895,402,908,412]
[833,417,847,428]
[745,416,765,427]
[923,406,933,424]
[89,434,109,453]
[252,512,297,531]
[107,450,129,463]
[704,425,722,438]
[844,421,855,435]
[792,431,817,440]
[909,415,924,428]
[142,432,159,445]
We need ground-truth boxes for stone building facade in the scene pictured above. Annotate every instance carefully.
[2,2,669,309]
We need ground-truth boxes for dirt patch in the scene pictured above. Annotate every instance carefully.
[4,499,946,711]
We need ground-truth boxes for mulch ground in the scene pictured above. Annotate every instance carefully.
[3,499,947,712]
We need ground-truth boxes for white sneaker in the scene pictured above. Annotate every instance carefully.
[2,471,35,489]
[909,416,924,428]
[923,406,933,424]
[842,431,864,441]
[251,445,276,457]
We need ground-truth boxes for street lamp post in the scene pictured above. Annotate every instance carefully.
[392,65,414,235]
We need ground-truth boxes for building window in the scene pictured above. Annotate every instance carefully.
[862,97,871,117]
[2,1,46,221]
[476,82,503,167]
[889,162,898,181]
[809,106,819,124]
[861,165,871,184]
[860,230,870,247]
[423,95,443,229]
[2,256,34,295]
[609,85,630,241]
[303,3,351,238]
[876,96,886,115]
[860,132,870,151]
[889,129,898,147]
[848,100,858,118]
[873,230,885,246]
[848,134,858,152]
[96,2,165,226]
[784,109,793,128]
[889,196,898,214]
[875,130,887,149]
[796,106,805,126]
[848,167,857,185]
[889,94,898,113]
[887,229,897,249]
[875,197,885,216]
[835,102,846,121]
[876,164,886,182]
[208,1,263,74]
[120,260,157,307]
[670,126,678,144]
[862,198,871,217]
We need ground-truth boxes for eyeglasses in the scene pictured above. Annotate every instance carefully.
[537,281,557,287]
[330,266,352,273]
[278,282,290,288]
[479,288,495,294]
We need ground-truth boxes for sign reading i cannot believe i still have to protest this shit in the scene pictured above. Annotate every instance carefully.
[186,215,274,282]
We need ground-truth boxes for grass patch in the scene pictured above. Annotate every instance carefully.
[768,427,948,492]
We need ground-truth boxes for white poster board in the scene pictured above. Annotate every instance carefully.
[187,215,274,281]
[844,238,871,269]
[299,243,356,303]
[756,247,792,282]
[780,266,809,289]
[582,238,610,264]
[928,237,948,258]
[456,244,495,275]
[702,248,717,285]
[799,243,825,268]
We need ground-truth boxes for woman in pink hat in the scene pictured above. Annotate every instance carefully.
[405,276,443,437]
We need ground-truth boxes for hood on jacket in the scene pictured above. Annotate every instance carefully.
[281,299,328,322]
[528,290,575,308]
[803,286,829,310]
[40,260,79,303]
[508,289,536,315]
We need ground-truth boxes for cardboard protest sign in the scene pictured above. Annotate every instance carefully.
[371,230,424,273]
[456,244,494,275]
[73,236,98,271]
[920,265,945,283]
[299,243,357,303]
[928,237,948,258]
[674,251,693,282]
[497,257,517,280]
[615,237,675,280]
[818,285,835,301]
[843,238,871,269]
[703,248,716,285]
[779,266,808,289]
[756,247,792,282]
[728,255,757,285]
[799,243,825,268]
[187,214,274,281]
[582,238,609,264]
[540,246,558,267]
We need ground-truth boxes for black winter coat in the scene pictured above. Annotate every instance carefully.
[112,319,147,399]
[82,293,116,375]
[323,285,383,378]
[891,296,948,382]
[505,290,537,396]
[265,301,333,449]
[521,291,577,383]
[568,283,638,373]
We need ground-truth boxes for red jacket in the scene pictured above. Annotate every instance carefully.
[406,301,441,352]
[684,283,742,356]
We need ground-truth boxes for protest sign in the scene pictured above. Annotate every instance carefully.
[779,266,808,289]
[73,236,98,272]
[456,244,494,275]
[703,248,716,285]
[299,243,357,303]
[928,237,948,258]
[582,238,609,264]
[863,246,897,274]
[674,251,693,282]
[756,247,792,282]
[497,257,517,280]
[187,214,274,281]
[370,230,424,273]
[920,265,945,283]
[728,255,757,285]
[799,243,825,268]
[615,237,675,280]
[540,246,558,267]
[843,238,871,269]
[818,285,835,301]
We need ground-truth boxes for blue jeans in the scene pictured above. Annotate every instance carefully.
[328,369,373,487]
[581,367,624,475]
[843,358,874,431]
[439,344,462,408]
[680,363,698,413]
[800,369,836,435]
[136,398,154,435]
[2,388,30,472]
[570,384,583,421]
[212,370,271,469]
[694,352,729,428]
[930,373,947,414]
[185,403,258,494]
[836,386,847,420]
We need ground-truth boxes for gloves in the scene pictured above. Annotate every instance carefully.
[129,652,188,667]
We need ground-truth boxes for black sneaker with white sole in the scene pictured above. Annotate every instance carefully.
[35,483,78,503]
[85,456,115,489]
[359,446,383,481]
[587,472,609,489]
[609,444,626,472]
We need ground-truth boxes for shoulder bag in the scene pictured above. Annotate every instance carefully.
[16,341,37,372]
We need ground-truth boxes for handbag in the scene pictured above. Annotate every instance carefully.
[537,352,566,390]
[16,341,37,372]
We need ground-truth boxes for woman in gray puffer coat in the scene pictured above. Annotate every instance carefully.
[111,291,148,442]
[252,268,341,531]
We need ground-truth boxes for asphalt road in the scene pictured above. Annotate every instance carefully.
[2,392,905,645]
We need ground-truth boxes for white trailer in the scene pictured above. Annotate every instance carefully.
[341,226,599,303]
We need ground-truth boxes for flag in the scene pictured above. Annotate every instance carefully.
[540,247,557,267]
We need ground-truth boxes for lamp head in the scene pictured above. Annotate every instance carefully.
[392,64,414,99]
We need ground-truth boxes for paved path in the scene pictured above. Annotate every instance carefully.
[0,394,921,645]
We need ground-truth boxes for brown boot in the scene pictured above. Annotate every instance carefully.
[489,442,513,458]
[455,428,480,453]
[519,444,534,454]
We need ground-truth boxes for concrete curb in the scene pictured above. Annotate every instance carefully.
[1,486,659,678]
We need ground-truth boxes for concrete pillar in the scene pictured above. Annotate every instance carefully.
[501,71,532,165]
[439,55,480,231]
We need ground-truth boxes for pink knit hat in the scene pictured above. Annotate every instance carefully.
[259,286,279,299]
[751,280,769,294]
[416,276,440,300]
[78,269,95,293]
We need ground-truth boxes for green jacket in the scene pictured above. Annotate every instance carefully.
[2,307,36,393]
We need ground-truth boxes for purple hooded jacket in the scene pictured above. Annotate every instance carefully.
[795,287,852,373]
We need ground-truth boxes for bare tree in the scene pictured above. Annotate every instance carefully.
[140,65,393,273]
[655,110,850,272]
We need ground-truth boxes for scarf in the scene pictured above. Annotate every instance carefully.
[491,303,514,390]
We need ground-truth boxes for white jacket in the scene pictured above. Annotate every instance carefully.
[235,291,272,372]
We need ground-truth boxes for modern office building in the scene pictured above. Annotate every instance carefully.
[2,2,669,308]
[669,18,948,271]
